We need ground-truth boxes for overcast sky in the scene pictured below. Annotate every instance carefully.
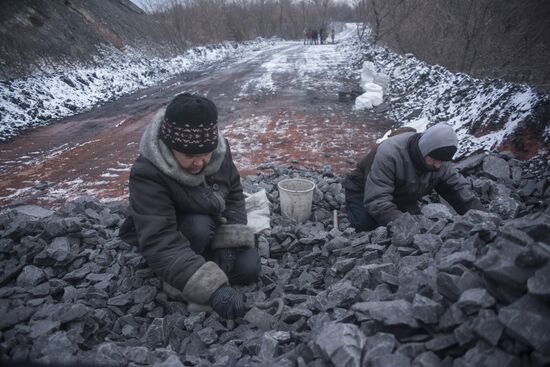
[130,0,353,11]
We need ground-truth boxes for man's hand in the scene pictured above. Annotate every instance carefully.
[209,286,244,319]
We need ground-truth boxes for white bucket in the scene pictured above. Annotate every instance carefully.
[277,178,316,223]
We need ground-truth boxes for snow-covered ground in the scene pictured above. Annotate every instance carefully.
[1,24,549,207]
[3,23,545,155]
[339,23,549,157]
[0,39,272,142]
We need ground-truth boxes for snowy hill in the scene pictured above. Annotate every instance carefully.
[341,24,550,159]
[1,22,548,160]
[0,40,271,142]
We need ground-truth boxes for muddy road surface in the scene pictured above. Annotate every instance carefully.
[0,37,394,207]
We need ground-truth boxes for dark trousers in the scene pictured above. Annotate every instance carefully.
[346,197,378,232]
[177,214,260,285]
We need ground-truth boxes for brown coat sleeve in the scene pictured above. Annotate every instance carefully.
[128,164,207,293]
[221,142,247,225]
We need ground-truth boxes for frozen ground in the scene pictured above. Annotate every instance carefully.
[0,39,272,142]
[0,24,548,207]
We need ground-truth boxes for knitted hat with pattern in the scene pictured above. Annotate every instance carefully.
[160,93,219,154]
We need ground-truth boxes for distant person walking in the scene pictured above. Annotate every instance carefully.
[312,29,318,45]
[120,93,260,319]
[343,123,484,231]
[331,28,335,44]
[303,28,311,45]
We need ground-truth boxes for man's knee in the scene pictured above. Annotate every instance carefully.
[177,214,216,254]
[229,247,261,285]
[346,199,377,232]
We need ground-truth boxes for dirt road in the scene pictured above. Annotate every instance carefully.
[0,38,393,207]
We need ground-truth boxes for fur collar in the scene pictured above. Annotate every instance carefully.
[139,108,227,187]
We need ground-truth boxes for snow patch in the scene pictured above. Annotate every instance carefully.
[0,39,272,141]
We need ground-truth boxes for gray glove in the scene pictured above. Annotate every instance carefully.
[209,286,244,319]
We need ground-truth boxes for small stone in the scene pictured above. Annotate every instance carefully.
[456,288,496,314]
[527,264,550,298]
[482,155,510,181]
[46,237,72,262]
[259,333,279,360]
[489,197,520,219]
[505,212,550,244]
[108,293,133,307]
[364,332,396,362]
[425,334,457,351]
[0,306,35,330]
[412,294,444,324]
[97,342,127,365]
[412,351,441,367]
[184,312,206,330]
[457,269,485,293]
[498,294,550,353]
[352,300,419,328]
[438,304,467,330]
[54,303,89,323]
[457,342,519,367]
[436,251,475,271]
[134,285,157,304]
[153,355,184,367]
[124,346,151,364]
[197,327,217,345]
[36,331,78,364]
[454,153,486,173]
[244,307,276,330]
[17,265,46,288]
[266,330,291,343]
[453,319,475,346]
[348,263,395,289]
[421,203,453,221]
[315,322,366,367]
[396,342,425,360]
[436,272,461,301]
[475,240,535,291]
[370,353,411,367]
[332,258,356,274]
[390,213,420,247]
[29,319,61,338]
[144,318,166,348]
[282,307,313,323]
[14,205,54,218]
[412,234,442,255]
[472,310,504,346]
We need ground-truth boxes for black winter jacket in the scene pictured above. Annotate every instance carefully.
[119,110,246,304]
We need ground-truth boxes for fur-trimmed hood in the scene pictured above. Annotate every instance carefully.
[139,108,227,187]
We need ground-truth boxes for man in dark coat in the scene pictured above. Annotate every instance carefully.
[119,93,260,319]
[344,123,484,231]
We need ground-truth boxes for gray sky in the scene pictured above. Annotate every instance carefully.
[130,0,354,12]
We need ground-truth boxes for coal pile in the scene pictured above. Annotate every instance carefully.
[1,152,549,366]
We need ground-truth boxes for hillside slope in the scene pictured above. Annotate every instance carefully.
[0,0,154,80]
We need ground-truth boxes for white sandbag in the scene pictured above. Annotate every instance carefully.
[354,85,384,110]
[245,189,271,234]
[360,61,390,91]
[362,82,383,93]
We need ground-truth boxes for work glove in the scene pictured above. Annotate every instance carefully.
[214,248,238,275]
[209,286,244,319]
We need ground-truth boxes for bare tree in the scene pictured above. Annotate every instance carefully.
[353,0,550,88]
